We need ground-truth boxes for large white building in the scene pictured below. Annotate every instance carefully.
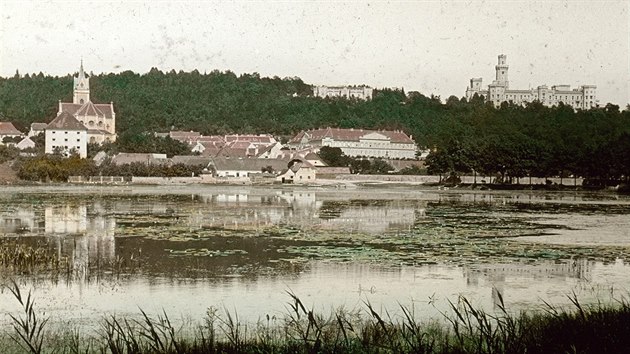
[45,111,88,158]
[465,55,597,109]
[313,85,373,100]
[57,62,117,144]
[288,128,417,159]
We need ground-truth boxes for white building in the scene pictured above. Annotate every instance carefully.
[466,54,597,109]
[313,85,373,100]
[57,61,117,144]
[288,128,417,159]
[45,111,88,158]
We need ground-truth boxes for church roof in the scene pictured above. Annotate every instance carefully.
[46,112,87,131]
[60,102,114,119]
[75,101,106,118]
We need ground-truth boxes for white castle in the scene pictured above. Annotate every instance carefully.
[313,85,373,100]
[465,55,597,109]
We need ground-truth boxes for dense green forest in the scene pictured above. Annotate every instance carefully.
[1,70,629,183]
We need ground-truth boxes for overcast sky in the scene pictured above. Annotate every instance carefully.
[1,0,628,105]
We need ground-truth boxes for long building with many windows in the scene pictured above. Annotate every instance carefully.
[288,128,417,159]
[465,54,597,109]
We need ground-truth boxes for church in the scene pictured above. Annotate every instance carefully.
[57,62,117,144]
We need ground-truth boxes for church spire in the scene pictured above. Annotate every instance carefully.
[79,58,85,79]
[73,60,90,104]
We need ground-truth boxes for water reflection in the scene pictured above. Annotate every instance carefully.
[0,186,629,326]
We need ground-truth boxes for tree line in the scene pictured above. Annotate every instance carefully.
[1,70,629,184]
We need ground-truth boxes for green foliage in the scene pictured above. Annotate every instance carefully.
[0,144,20,164]
[16,155,97,182]
[1,70,629,183]
[98,162,205,178]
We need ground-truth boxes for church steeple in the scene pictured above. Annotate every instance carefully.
[73,60,90,104]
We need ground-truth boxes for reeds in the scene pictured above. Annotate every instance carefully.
[2,283,630,353]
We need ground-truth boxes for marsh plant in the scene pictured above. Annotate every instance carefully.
[2,283,630,353]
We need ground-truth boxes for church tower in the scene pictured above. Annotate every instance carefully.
[495,54,509,88]
[73,60,90,104]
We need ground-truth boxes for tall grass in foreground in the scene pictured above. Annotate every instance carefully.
[2,283,630,354]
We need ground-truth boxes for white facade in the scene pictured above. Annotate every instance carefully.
[45,128,88,158]
[313,85,373,100]
[290,128,417,160]
[466,55,598,109]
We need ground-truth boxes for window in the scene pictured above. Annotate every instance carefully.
[64,138,68,142]
[65,131,68,134]
[76,139,80,142]
[52,138,56,141]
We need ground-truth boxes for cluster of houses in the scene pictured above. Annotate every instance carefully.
[1,63,423,184]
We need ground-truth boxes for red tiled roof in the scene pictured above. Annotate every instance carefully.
[224,134,274,144]
[46,112,87,131]
[0,122,22,135]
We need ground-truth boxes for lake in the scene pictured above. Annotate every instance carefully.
[1,185,629,328]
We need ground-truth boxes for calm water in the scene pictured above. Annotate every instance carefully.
[1,185,629,327]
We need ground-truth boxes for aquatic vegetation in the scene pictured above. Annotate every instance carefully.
[1,283,629,353]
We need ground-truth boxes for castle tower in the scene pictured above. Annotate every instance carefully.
[73,60,90,104]
[495,54,509,88]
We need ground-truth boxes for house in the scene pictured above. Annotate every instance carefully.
[168,131,202,145]
[276,160,317,184]
[0,122,23,144]
[110,153,168,166]
[192,141,224,156]
[29,123,48,137]
[210,157,288,178]
[16,136,36,150]
[288,127,417,159]
[57,61,117,144]
[170,155,212,169]
[45,112,88,158]
[256,142,284,159]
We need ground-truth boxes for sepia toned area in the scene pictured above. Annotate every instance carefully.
[1,185,629,328]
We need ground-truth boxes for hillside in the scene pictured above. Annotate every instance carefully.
[1,70,630,183]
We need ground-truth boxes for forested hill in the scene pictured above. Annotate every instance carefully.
[1,69,629,157]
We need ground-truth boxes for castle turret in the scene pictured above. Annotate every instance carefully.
[73,60,90,104]
[495,54,509,88]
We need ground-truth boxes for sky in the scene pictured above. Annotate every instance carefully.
[1,0,628,105]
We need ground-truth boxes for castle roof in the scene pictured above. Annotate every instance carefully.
[46,112,87,131]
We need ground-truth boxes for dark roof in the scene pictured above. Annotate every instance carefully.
[171,155,212,166]
[30,122,48,131]
[211,157,288,172]
[46,112,87,131]
[110,153,168,166]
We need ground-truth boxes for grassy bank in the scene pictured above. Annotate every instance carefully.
[2,282,629,354]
